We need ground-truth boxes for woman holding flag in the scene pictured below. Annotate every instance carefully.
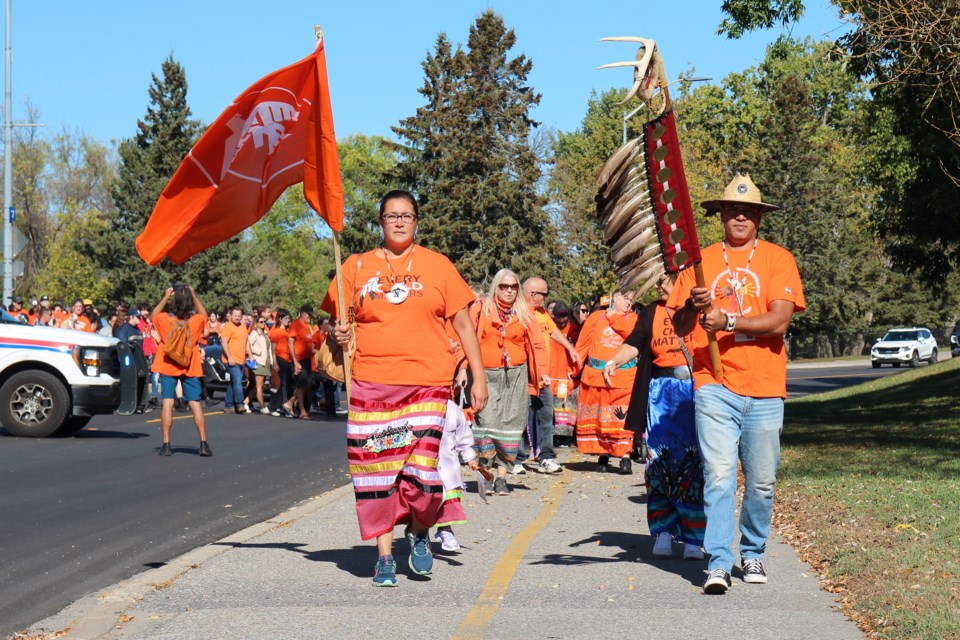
[322,189,487,587]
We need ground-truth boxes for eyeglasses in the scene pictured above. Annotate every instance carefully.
[721,205,762,218]
[381,213,417,224]
[498,283,519,291]
[530,291,549,297]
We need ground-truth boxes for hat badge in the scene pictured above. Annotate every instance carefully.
[737,183,748,194]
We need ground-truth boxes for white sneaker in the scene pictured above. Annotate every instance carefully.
[652,532,674,557]
[435,529,460,552]
[538,459,562,474]
[683,543,705,560]
[510,463,526,475]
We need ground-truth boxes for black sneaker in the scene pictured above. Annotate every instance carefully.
[199,441,213,457]
[618,456,632,475]
[596,455,610,472]
[742,558,768,584]
[159,443,172,457]
[703,568,732,594]
[493,478,510,495]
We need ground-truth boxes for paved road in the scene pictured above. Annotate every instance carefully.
[0,408,349,638]
[785,358,911,397]
[0,357,914,637]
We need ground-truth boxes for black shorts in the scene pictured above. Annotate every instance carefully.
[295,359,313,388]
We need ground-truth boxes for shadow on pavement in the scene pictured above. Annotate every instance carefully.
[532,530,706,587]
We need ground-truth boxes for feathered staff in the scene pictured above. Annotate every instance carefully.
[595,37,722,380]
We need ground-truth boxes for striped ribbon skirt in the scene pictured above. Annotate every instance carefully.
[576,383,634,458]
[347,380,448,540]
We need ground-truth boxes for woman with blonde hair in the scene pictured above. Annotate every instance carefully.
[472,268,548,495]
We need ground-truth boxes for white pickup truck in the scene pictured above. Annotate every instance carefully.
[0,319,145,437]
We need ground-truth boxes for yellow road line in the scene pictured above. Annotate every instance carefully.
[452,471,570,640]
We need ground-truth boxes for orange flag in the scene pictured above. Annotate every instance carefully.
[137,39,343,266]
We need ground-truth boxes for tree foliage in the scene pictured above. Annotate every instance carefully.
[719,0,960,282]
[337,134,397,257]
[392,10,556,286]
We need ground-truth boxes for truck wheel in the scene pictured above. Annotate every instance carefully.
[872,361,880,369]
[909,351,920,368]
[0,371,70,437]
[57,415,93,436]
[929,348,938,364]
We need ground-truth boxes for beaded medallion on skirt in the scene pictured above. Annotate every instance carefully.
[347,380,448,540]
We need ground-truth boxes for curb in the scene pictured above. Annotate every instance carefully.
[37,484,353,640]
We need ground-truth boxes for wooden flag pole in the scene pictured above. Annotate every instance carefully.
[694,262,724,381]
[332,231,352,400]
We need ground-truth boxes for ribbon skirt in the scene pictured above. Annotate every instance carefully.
[347,380,448,540]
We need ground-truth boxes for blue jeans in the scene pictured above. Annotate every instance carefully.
[518,385,556,462]
[695,383,782,572]
[224,363,244,409]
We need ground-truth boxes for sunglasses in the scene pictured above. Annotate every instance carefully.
[530,290,549,297]
[498,283,519,291]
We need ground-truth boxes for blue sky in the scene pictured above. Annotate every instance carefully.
[5,1,848,146]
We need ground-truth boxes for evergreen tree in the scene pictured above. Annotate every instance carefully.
[392,11,556,286]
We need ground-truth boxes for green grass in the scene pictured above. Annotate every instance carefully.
[778,358,960,639]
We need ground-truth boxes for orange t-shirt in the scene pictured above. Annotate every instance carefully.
[650,303,691,368]
[575,310,638,389]
[668,239,806,398]
[548,322,580,386]
[151,313,206,377]
[287,318,314,362]
[532,307,557,370]
[269,326,291,361]
[220,321,248,364]
[477,310,530,369]
[321,245,475,387]
[73,315,97,333]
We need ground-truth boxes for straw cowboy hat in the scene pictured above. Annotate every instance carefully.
[700,173,780,215]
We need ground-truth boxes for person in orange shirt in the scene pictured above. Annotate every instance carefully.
[604,274,705,561]
[547,302,580,446]
[219,306,248,414]
[575,288,638,474]
[151,285,212,457]
[267,309,293,416]
[61,299,97,332]
[514,276,580,475]
[284,304,314,419]
[472,269,548,496]
[323,189,487,587]
[669,174,805,594]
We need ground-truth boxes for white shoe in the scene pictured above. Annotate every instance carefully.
[683,543,705,560]
[538,458,562,474]
[510,463,526,475]
[652,532,674,557]
[435,529,460,552]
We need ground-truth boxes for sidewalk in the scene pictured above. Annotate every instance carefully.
[20,449,863,640]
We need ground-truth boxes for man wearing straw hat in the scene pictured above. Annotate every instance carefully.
[669,174,806,594]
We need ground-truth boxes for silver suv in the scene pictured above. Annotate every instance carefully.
[871,327,938,369]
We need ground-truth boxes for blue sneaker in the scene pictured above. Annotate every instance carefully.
[405,526,433,575]
[372,555,397,587]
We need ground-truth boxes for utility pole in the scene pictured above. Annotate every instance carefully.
[3,0,44,306]
[4,0,13,306]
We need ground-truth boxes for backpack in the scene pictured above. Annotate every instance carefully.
[164,315,193,367]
